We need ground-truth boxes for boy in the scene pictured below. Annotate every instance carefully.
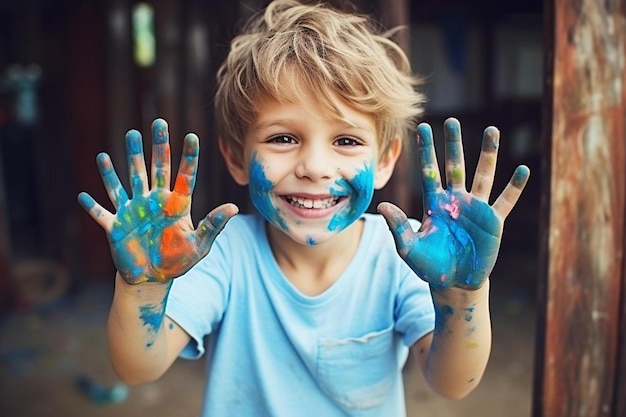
[78,0,530,415]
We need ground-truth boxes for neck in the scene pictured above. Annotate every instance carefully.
[267,219,364,296]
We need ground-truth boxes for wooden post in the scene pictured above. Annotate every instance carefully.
[534,0,626,416]
[0,138,13,310]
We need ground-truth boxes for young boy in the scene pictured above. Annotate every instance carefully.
[78,0,530,415]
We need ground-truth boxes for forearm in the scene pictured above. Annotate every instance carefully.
[423,280,492,399]
[107,272,183,384]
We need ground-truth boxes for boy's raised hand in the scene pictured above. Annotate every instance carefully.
[78,119,238,285]
[378,118,529,291]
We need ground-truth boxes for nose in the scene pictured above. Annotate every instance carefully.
[295,143,334,181]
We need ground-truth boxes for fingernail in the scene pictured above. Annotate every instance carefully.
[126,130,143,155]
[152,119,169,144]
[483,127,500,151]
[512,165,530,187]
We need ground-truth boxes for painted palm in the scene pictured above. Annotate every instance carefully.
[379,118,529,291]
[78,119,238,284]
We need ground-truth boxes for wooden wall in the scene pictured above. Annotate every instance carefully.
[534,0,626,415]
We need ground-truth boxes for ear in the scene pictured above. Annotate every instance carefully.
[219,138,249,186]
[374,136,402,189]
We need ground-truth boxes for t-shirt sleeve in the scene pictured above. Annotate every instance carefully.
[393,218,436,346]
[394,272,435,346]
[165,225,233,359]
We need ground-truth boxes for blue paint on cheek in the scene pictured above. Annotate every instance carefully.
[248,153,288,230]
[328,163,374,231]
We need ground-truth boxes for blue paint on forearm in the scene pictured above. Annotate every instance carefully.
[138,283,172,348]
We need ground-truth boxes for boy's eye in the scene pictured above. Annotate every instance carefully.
[334,137,361,146]
[267,135,297,144]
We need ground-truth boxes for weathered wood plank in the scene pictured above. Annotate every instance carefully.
[0,137,13,310]
[534,0,626,416]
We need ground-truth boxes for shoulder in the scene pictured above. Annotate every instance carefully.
[216,213,266,242]
[198,213,268,265]
[361,212,420,241]
[358,212,419,268]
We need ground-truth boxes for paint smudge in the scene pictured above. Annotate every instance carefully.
[434,304,455,335]
[248,152,288,231]
[328,163,374,231]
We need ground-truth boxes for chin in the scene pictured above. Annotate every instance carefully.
[273,222,338,247]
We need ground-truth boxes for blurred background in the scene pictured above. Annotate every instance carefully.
[0,0,542,416]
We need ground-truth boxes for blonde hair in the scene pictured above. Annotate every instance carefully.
[215,0,425,161]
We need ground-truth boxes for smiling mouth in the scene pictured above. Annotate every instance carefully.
[284,195,342,209]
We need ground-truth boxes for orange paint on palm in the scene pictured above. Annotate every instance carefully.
[125,239,148,269]
[159,226,192,275]
[163,193,188,216]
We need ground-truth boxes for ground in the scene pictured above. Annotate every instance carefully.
[0,251,536,417]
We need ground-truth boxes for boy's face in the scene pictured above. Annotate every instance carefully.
[222,91,400,246]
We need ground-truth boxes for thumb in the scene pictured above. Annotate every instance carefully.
[377,202,414,258]
[196,203,239,253]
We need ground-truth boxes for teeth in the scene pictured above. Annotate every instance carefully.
[286,196,339,209]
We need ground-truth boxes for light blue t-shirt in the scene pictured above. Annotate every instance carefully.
[166,213,435,417]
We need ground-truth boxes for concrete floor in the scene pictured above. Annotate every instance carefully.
[0,251,536,417]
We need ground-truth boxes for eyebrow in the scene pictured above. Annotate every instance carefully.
[254,118,374,133]
[335,118,374,132]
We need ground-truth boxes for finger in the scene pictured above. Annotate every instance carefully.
[96,152,129,210]
[151,118,171,190]
[126,129,149,197]
[492,165,531,219]
[444,117,466,190]
[196,203,240,254]
[77,192,115,230]
[471,126,500,201]
[173,133,200,197]
[416,123,442,194]
[377,202,415,258]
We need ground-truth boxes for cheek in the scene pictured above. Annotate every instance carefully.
[347,164,375,209]
[248,153,274,193]
[327,163,375,231]
[247,153,288,230]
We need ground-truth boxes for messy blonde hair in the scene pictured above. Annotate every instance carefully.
[215,0,425,161]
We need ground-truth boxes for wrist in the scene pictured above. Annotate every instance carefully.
[114,272,173,303]
[430,278,490,307]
